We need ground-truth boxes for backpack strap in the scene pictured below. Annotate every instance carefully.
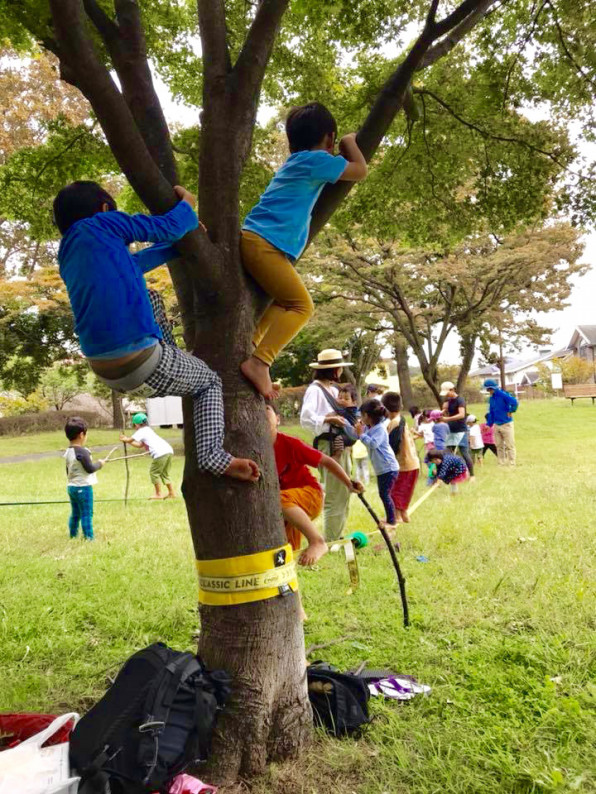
[138,654,201,785]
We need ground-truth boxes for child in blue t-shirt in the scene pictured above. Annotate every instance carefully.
[240,102,368,399]
[54,181,259,483]
[356,399,399,527]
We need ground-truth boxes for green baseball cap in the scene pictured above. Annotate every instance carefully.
[132,412,148,425]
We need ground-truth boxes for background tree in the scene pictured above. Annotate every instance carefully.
[2,0,595,782]
[307,224,586,402]
[38,360,90,410]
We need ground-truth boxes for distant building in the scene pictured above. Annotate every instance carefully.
[469,346,573,394]
[567,326,596,366]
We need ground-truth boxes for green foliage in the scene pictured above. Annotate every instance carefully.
[0,389,48,416]
[559,356,595,385]
[37,361,91,410]
[0,119,118,240]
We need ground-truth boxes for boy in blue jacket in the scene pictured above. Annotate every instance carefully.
[483,379,518,466]
[54,181,259,482]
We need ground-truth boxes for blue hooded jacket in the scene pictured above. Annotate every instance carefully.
[486,388,518,426]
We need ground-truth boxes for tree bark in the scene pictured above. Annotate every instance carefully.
[457,333,477,393]
[111,389,124,429]
[394,336,414,408]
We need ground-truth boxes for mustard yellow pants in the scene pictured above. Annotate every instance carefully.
[241,230,314,366]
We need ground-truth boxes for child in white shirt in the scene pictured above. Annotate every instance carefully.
[120,412,175,499]
[466,414,484,465]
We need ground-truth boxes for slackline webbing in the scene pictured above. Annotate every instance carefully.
[0,498,150,506]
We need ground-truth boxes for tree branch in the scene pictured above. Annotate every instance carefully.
[81,0,178,181]
[309,0,494,242]
[234,0,291,103]
[545,0,596,91]
[198,0,232,82]
[48,0,220,317]
[416,87,592,180]
[82,0,119,44]
[420,0,496,69]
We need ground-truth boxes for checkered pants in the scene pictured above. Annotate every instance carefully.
[144,343,232,476]
[67,485,94,540]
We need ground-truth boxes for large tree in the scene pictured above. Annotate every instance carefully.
[307,224,586,402]
[3,0,595,781]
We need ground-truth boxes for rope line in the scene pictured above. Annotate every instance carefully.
[0,498,156,506]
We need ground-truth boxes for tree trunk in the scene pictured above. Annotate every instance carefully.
[111,389,124,429]
[499,336,507,389]
[183,245,312,782]
[394,337,414,407]
[457,333,477,393]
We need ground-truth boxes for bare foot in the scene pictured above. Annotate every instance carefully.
[299,537,328,567]
[401,510,410,523]
[163,493,177,499]
[224,457,260,482]
[240,356,278,400]
[149,495,164,500]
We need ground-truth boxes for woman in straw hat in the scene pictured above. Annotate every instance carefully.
[300,349,355,541]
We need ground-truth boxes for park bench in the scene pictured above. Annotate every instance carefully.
[563,384,596,405]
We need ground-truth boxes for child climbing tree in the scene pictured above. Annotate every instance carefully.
[4,0,595,783]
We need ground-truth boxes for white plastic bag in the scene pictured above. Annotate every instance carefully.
[0,712,79,794]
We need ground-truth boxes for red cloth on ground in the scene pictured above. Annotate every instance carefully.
[274,432,323,492]
[390,469,419,511]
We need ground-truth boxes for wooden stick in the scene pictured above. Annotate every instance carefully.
[123,441,130,506]
[408,481,440,514]
[104,452,149,463]
[103,445,119,463]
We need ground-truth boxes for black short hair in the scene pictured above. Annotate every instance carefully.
[366,383,385,395]
[312,367,342,382]
[360,398,388,425]
[427,448,444,461]
[338,384,358,403]
[65,416,88,441]
[381,391,402,413]
[286,102,338,153]
[265,401,280,416]
[53,181,117,234]
[409,405,420,418]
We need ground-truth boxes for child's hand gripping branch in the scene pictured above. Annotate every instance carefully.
[54,179,260,483]
[240,103,368,400]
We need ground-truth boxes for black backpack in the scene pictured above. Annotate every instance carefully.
[307,662,370,737]
[70,643,230,794]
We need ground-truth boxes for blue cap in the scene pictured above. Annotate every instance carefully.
[483,379,499,390]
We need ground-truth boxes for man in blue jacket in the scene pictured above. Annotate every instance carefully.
[483,379,518,466]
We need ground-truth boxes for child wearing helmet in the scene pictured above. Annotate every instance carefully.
[120,413,175,499]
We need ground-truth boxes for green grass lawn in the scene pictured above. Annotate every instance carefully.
[0,401,595,793]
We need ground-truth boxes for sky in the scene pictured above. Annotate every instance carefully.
[153,64,595,367]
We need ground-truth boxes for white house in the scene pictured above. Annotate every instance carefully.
[469,346,572,394]
[567,326,596,367]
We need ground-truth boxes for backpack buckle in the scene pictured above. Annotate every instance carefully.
[138,720,165,734]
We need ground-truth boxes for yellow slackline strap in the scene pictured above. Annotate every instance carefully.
[196,543,298,606]
[344,539,360,595]
[330,482,441,551]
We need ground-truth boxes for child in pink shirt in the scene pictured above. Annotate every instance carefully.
[480,414,497,458]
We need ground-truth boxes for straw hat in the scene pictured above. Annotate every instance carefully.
[309,348,353,370]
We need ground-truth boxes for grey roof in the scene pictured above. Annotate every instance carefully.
[575,326,596,345]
